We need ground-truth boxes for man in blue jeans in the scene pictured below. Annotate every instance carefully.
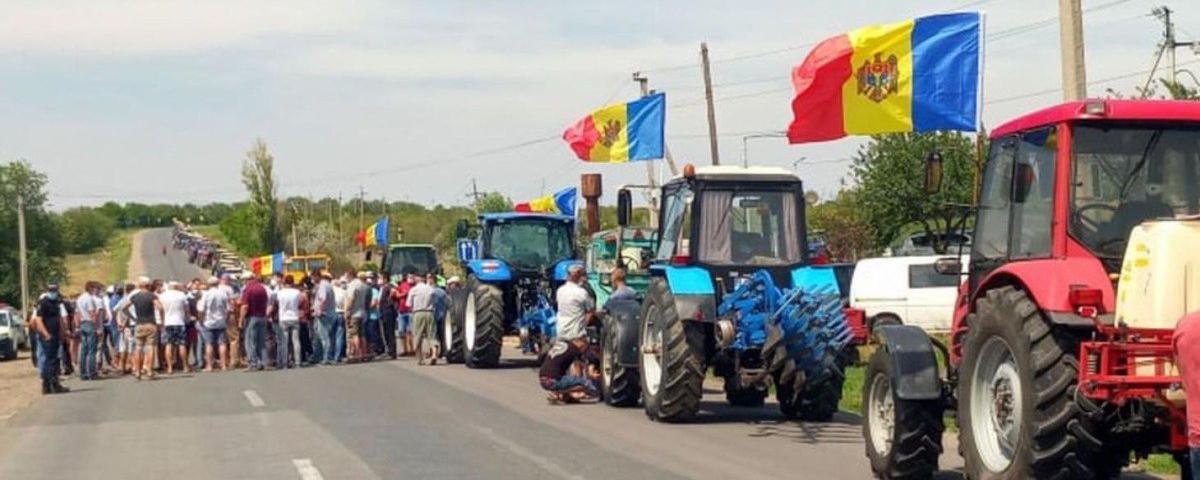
[239,277,270,371]
[314,272,343,365]
[75,281,104,380]
[538,336,600,403]
[31,284,70,394]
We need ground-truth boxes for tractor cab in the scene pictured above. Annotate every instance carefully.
[456,213,578,282]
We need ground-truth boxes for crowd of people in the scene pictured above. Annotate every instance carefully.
[27,268,456,394]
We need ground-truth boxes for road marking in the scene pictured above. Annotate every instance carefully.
[243,389,265,408]
[470,425,585,480]
[292,459,324,480]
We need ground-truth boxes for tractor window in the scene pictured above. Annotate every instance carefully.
[1009,127,1057,258]
[699,190,802,266]
[488,220,574,271]
[1071,124,1200,259]
[387,248,438,275]
[656,186,693,260]
[972,138,1016,261]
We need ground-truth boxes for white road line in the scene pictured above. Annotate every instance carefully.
[292,459,325,480]
[243,389,265,408]
[471,425,585,480]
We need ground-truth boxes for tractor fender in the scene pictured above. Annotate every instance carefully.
[466,259,513,282]
[603,298,642,367]
[652,265,718,322]
[874,325,942,401]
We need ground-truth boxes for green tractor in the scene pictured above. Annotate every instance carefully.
[586,227,657,305]
[381,243,441,281]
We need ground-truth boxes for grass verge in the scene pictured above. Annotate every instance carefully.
[63,228,136,294]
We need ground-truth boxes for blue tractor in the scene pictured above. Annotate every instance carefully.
[611,165,852,421]
[446,213,582,368]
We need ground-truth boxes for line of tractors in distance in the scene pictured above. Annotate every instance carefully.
[187,98,1200,479]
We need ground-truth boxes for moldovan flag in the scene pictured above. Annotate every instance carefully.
[254,252,284,276]
[563,93,665,162]
[787,12,982,144]
[514,187,577,216]
[365,217,388,248]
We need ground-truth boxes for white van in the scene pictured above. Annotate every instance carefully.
[849,255,965,334]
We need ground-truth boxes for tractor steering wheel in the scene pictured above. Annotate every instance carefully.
[1072,203,1117,234]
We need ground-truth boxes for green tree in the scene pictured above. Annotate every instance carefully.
[851,132,976,253]
[0,161,66,308]
[808,191,875,261]
[58,207,117,253]
[476,192,512,213]
[241,138,281,251]
[219,203,268,255]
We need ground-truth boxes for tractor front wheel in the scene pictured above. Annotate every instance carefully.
[442,287,468,363]
[464,277,504,369]
[958,286,1121,479]
[639,278,704,422]
[862,345,943,479]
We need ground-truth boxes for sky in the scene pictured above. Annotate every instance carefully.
[2,0,1198,210]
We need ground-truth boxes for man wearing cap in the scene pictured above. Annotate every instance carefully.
[30,283,70,394]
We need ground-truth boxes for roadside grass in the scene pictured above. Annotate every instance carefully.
[191,225,229,246]
[63,228,135,294]
[1145,454,1180,475]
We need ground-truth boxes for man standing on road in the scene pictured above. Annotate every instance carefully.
[314,272,341,365]
[199,276,233,371]
[228,274,247,369]
[118,278,164,380]
[392,272,415,356]
[30,284,70,394]
[240,276,270,371]
[75,282,104,380]
[378,275,398,359]
[342,272,368,363]
[160,281,192,374]
[276,276,303,369]
[554,264,594,343]
[406,274,439,365]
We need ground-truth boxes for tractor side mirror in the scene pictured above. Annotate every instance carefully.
[617,189,632,227]
[924,150,943,194]
[1013,162,1035,203]
[933,257,962,275]
[455,219,469,239]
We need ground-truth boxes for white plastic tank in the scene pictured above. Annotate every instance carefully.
[1115,220,1200,329]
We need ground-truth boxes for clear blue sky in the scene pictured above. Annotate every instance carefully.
[0,0,1195,209]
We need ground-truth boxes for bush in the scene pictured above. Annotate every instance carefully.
[59,207,117,254]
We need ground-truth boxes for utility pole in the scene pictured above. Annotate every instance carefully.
[1058,0,1088,100]
[700,42,721,166]
[16,192,29,321]
[468,178,482,212]
[358,186,366,251]
[1152,7,1200,88]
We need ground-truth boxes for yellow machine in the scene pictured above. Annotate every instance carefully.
[283,254,331,283]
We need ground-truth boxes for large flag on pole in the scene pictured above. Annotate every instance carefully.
[563,93,665,162]
[514,187,577,216]
[787,12,982,144]
[365,217,388,248]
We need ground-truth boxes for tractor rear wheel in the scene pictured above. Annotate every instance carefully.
[863,345,943,479]
[442,287,468,363]
[601,315,640,407]
[464,277,504,369]
[639,278,704,422]
[957,286,1121,479]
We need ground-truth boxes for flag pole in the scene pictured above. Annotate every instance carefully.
[973,11,987,204]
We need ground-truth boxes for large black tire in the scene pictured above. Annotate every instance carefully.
[723,371,767,407]
[639,278,705,422]
[862,345,944,479]
[601,315,640,407]
[464,277,504,369]
[957,286,1122,479]
[442,287,468,364]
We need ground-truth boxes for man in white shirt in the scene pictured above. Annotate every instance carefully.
[199,276,234,371]
[554,265,594,342]
[406,275,439,365]
[75,282,104,380]
[159,281,192,374]
[275,276,304,369]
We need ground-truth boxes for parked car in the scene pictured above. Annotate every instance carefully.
[886,232,971,257]
[0,306,27,360]
[848,255,965,334]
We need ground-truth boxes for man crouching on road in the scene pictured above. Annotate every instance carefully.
[540,264,599,403]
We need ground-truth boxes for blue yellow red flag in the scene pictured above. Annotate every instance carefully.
[563,93,665,163]
[787,12,982,143]
[365,217,388,247]
[514,187,577,216]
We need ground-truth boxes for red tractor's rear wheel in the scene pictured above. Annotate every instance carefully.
[957,286,1122,479]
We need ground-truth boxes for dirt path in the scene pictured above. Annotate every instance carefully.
[127,229,147,280]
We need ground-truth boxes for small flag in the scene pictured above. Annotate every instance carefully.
[563,93,665,163]
[365,217,389,248]
[514,187,577,216]
[787,12,982,144]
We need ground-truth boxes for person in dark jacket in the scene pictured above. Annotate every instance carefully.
[30,284,70,394]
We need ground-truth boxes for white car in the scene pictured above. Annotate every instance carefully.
[0,307,28,360]
[849,255,965,334]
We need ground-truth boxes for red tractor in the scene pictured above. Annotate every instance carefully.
[862,99,1200,479]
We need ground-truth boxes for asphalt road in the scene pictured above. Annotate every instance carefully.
[0,229,1162,479]
[138,227,211,281]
